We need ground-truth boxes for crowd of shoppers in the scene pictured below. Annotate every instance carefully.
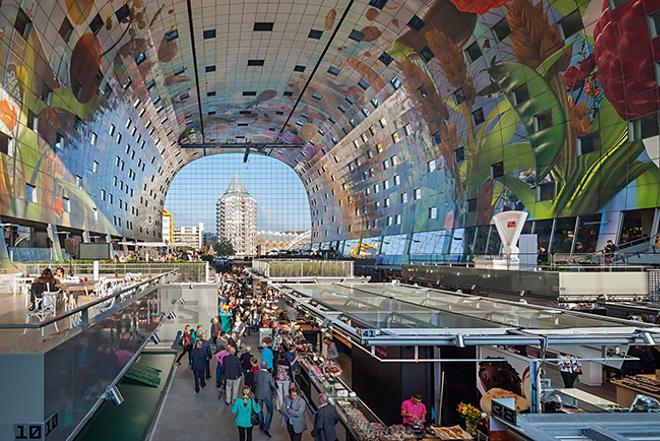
[173,267,340,441]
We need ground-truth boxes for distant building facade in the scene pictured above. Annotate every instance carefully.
[256,230,311,254]
[162,209,174,243]
[173,223,203,249]
[217,175,256,256]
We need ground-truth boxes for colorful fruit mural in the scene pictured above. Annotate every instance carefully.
[0,0,656,259]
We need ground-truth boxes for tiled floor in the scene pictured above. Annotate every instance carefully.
[149,334,314,441]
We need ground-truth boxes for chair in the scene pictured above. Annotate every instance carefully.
[25,287,59,335]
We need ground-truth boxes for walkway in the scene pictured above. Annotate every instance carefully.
[149,334,313,441]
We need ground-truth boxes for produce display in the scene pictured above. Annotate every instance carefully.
[611,375,660,395]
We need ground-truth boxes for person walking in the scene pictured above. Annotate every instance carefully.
[224,346,243,405]
[274,350,291,411]
[191,340,208,393]
[231,386,260,441]
[313,393,340,441]
[261,340,274,373]
[254,361,276,438]
[558,353,582,388]
[240,345,254,382]
[324,336,339,362]
[175,325,192,366]
[281,386,307,441]
[215,345,231,389]
[201,332,212,379]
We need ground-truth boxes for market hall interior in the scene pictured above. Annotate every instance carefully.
[0,0,659,440]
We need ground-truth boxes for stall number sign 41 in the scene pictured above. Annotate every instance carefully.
[14,413,58,440]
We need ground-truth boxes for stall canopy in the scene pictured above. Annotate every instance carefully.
[279,282,660,349]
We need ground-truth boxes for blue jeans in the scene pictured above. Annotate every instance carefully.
[215,364,223,387]
[257,398,273,431]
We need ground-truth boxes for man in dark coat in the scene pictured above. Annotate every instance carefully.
[222,346,242,405]
[254,361,277,437]
[190,340,208,393]
[313,393,340,441]
[201,332,212,379]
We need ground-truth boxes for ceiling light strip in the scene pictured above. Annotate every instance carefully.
[186,0,206,154]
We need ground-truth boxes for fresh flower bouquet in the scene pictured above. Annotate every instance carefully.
[457,403,485,436]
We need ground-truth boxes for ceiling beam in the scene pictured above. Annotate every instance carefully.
[185,0,206,155]
[179,142,304,149]
[277,0,355,138]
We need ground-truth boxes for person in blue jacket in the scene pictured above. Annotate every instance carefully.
[191,340,208,393]
[231,386,260,441]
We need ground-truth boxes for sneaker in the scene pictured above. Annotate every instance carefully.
[264,431,272,438]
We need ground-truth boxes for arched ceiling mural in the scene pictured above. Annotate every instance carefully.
[0,0,657,251]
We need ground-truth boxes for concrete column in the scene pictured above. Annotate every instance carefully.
[46,224,64,262]
[0,222,11,269]
[579,361,603,387]
[82,230,91,242]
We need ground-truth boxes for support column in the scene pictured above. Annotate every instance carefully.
[46,224,64,262]
[0,221,12,270]
[82,230,91,243]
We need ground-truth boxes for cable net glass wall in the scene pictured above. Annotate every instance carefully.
[165,154,311,254]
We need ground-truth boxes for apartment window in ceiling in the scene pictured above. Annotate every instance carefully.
[203,29,216,39]
[90,13,104,34]
[135,52,146,65]
[392,132,400,143]
[26,183,36,203]
[370,0,389,8]
[454,146,466,163]
[385,198,391,208]
[283,91,293,97]
[465,41,483,62]
[429,206,438,219]
[493,17,511,41]
[382,159,390,170]
[534,110,553,131]
[165,29,179,41]
[116,133,122,144]
[206,65,216,73]
[358,79,370,90]
[395,214,401,224]
[15,8,32,39]
[254,22,274,31]
[311,92,323,101]
[348,29,364,42]
[432,131,442,145]
[427,159,437,173]
[390,76,402,90]
[491,161,504,178]
[537,181,555,201]
[578,132,600,156]
[327,66,340,76]
[454,87,466,105]
[401,192,408,204]
[243,91,257,96]
[27,110,37,131]
[308,29,323,39]
[54,132,64,151]
[417,85,429,100]
[559,9,584,39]
[109,124,116,136]
[115,4,130,22]
[207,91,216,97]
[420,46,434,63]
[379,117,387,128]
[414,188,422,200]
[63,197,71,213]
[404,124,412,136]
[513,84,529,105]
[59,17,74,42]
[408,15,425,31]
[629,113,660,140]
[472,108,485,125]
[387,216,393,226]
[0,133,12,156]
[247,59,264,66]
[384,179,391,190]
[379,51,393,66]
[173,66,185,75]
[92,161,98,173]
[394,175,400,186]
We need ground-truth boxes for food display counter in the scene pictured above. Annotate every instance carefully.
[611,374,660,407]
[297,356,472,440]
[552,388,627,413]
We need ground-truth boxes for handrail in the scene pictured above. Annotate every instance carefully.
[0,270,178,329]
